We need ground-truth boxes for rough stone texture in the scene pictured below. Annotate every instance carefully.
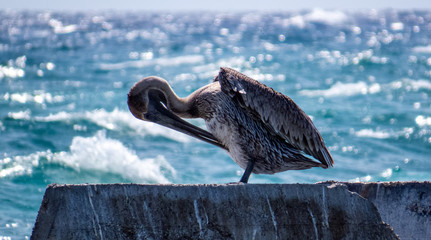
[31,183,398,240]
[339,181,431,240]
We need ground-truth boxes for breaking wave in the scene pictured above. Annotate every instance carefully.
[354,129,391,139]
[354,128,414,139]
[300,78,431,98]
[300,81,381,97]
[99,55,205,70]
[0,131,175,183]
[34,108,192,143]
[412,45,431,53]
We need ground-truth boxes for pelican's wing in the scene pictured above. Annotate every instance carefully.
[216,67,334,168]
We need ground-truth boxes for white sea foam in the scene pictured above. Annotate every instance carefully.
[49,18,78,34]
[300,81,381,97]
[35,111,73,122]
[381,168,393,178]
[3,91,64,104]
[354,127,413,139]
[351,167,395,182]
[34,108,192,143]
[0,131,176,183]
[242,70,285,82]
[412,45,431,53]
[192,56,246,78]
[0,56,26,79]
[99,55,204,70]
[83,109,192,142]
[283,15,306,28]
[355,129,391,139]
[404,79,431,91]
[390,22,404,31]
[192,56,283,81]
[53,131,175,183]
[304,9,348,25]
[0,66,25,79]
[415,115,431,127]
[0,151,46,178]
[350,175,372,183]
[8,110,31,120]
[389,79,431,91]
[280,9,347,28]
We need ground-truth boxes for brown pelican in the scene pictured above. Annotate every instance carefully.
[128,67,333,183]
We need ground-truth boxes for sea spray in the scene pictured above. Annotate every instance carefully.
[0,131,176,183]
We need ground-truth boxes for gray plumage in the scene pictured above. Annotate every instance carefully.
[128,67,333,183]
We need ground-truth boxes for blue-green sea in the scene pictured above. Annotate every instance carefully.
[1,9,431,238]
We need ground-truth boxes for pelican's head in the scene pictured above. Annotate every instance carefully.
[127,75,226,149]
[127,76,168,121]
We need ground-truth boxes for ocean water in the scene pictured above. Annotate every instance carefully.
[1,9,431,238]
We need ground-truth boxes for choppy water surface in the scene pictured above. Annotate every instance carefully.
[1,9,431,238]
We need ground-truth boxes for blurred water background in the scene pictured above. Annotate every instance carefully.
[1,9,431,238]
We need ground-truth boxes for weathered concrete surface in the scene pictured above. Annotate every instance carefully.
[338,181,431,240]
[31,183,398,240]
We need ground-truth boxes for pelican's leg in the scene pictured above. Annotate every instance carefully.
[239,160,255,183]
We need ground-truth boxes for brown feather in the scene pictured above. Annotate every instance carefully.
[217,67,334,167]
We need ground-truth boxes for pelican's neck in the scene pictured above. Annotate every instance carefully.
[162,84,194,118]
[133,76,195,118]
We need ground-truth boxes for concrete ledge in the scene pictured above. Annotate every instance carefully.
[31,183,406,240]
[337,181,431,240]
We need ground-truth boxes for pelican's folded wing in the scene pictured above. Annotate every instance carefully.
[216,67,334,168]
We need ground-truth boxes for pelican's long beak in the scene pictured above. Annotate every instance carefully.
[144,98,227,150]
